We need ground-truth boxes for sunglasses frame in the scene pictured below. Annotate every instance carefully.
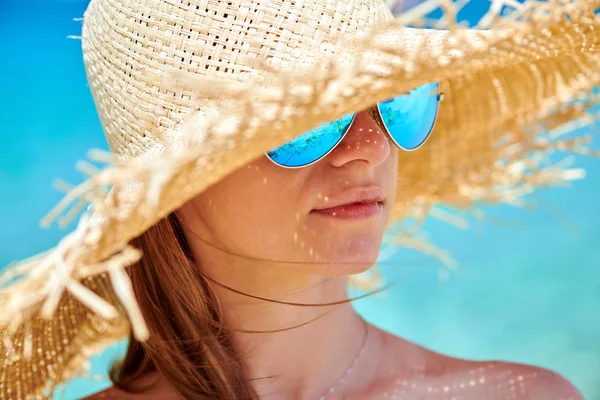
[266,87,445,169]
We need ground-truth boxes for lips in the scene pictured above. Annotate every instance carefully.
[312,186,385,211]
[311,201,383,219]
[310,186,385,220]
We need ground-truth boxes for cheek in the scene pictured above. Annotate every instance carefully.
[387,147,399,195]
[197,159,307,255]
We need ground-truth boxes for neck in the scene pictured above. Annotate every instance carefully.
[197,250,381,400]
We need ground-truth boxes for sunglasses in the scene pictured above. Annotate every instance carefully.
[266,81,443,168]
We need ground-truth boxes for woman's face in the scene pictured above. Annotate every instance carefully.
[179,109,398,277]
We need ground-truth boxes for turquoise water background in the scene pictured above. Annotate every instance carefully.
[0,1,598,399]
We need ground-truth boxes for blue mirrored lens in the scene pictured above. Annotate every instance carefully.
[378,82,440,150]
[266,113,354,167]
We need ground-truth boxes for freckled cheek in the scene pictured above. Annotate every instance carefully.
[294,223,332,247]
[287,226,328,260]
[247,205,300,237]
[388,145,400,165]
[245,214,320,258]
[386,149,399,187]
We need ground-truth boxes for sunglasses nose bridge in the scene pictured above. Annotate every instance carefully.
[364,105,397,146]
[326,109,392,165]
[331,106,393,153]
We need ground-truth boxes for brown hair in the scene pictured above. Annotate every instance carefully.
[107,213,259,399]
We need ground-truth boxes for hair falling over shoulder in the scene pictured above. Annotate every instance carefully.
[108,214,259,400]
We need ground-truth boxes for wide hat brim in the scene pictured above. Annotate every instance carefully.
[2,1,600,398]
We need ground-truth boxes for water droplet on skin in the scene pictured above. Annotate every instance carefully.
[300,242,305,250]
[293,232,298,242]
[263,177,268,183]
[309,248,313,256]
[332,212,336,216]
[317,193,323,199]
[324,196,329,202]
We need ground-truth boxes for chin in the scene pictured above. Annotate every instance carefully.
[320,235,383,276]
[331,259,378,276]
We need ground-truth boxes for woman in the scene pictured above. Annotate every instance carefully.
[82,110,583,399]
[1,0,597,399]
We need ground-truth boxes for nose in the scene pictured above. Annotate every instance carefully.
[325,108,391,168]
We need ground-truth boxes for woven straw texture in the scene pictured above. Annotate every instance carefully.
[1,0,600,398]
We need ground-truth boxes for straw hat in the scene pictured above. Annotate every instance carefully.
[2,0,599,398]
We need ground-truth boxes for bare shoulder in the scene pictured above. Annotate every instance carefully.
[483,361,584,400]
[372,329,583,400]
